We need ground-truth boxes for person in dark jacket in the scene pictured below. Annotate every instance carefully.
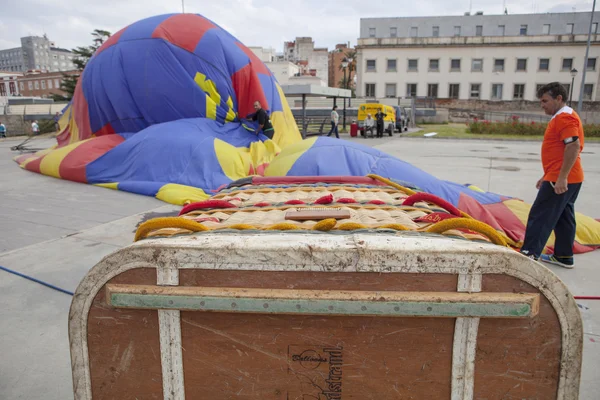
[375,110,387,138]
[247,101,275,140]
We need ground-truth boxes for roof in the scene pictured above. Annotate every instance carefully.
[280,84,351,98]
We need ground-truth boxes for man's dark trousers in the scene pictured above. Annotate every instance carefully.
[521,181,582,259]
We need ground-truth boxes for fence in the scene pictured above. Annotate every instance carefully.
[5,103,67,116]
[449,108,551,124]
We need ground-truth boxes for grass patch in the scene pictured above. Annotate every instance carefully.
[409,124,600,142]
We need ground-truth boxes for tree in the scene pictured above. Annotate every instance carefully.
[337,49,357,94]
[51,29,111,102]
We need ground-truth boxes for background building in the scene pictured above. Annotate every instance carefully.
[17,70,78,98]
[0,72,22,96]
[249,47,275,63]
[266,61,300,85]
[283,37,329,82]
[356,12,600,102]
[329,43,356,89]
[0,35,77,73]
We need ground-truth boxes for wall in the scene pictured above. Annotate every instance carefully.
[356,42,600,101]
[267,61,300,85]
[2,115,25,136]
[249,47,275,63]
[308,49,329,82]
[18,70,77,98]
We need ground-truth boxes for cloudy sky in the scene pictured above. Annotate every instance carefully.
[0,0,594,53]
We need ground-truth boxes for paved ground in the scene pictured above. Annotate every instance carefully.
[0,133,598,399]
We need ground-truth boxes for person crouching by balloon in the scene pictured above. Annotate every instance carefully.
[247,101,275,140]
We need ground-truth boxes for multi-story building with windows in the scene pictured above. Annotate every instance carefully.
[17,70,78,98]
[283,37,329,82]
[0,35,77,73]
[357,12,600,102]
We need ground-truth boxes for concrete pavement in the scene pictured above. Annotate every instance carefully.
[0,134,598,399]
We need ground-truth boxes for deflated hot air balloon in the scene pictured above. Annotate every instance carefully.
[13,13,600,254]
[15,13,301,203]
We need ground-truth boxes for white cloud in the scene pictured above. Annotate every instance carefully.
[0,0,595,53]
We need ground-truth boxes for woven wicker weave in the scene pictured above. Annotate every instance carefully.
[138,181,507,246]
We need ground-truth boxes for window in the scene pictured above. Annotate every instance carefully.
[406,83,417,97]
[366,59,376,72]
[41,80,46,89]
[513,84,525,99]
[516,59,527,71]
[454,26,461,36]
[450,59,461,71]
[365,83,376,97]
[449,84,460,99]
[476,25,483,36]
[385,83,397,98]
[520,25,528,35]
[369,28,376,38]
[34,81,39,89]
[387,59,397,72]
[48,80,53,89]
[410,27,418,37]
[55,79,60,88]
[587,57,597,71]
[567,23,574,34]
[471,58,483,72]
[427,84,438,98]
[429,59,440,71]
[584,84,594,100]
[494,59,505,72]
[433,26,439,37]
[19,82,24,90]
[28,81,32,90]
[562,58,573,71]
[594,23,598,34]
[408,59,418,71]
[543,24,551,35]
[539,58,550,71]
[491,84,503,100]
[470,84,481,99]
[390,27,397,37]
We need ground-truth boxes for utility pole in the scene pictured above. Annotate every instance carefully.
[182,0,185,13]
[577,0,596,115]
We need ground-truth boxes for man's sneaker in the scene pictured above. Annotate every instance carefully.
[540,254,575,269]
[520,251,538,261]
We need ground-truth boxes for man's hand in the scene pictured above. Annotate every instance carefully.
[554,178,568,194]
[536,177,544,189]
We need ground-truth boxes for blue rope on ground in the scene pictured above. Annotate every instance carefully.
[0,265,74,296]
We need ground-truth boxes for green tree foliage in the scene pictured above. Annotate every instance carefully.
[51,30,111,102]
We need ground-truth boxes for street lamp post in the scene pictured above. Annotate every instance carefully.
[569,68,578,107]
[347,57,353,108]
[342,58,348,131]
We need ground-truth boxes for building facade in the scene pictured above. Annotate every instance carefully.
[329,43,356,89]
[249,47,275,63]
[357,12,600,102]
[283,37,329,82]
[0,72,22,96]
[266,61,300,85]
[0,35,77,73]
[17,70,78,98]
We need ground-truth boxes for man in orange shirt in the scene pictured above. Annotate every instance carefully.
[520,82,585,268]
